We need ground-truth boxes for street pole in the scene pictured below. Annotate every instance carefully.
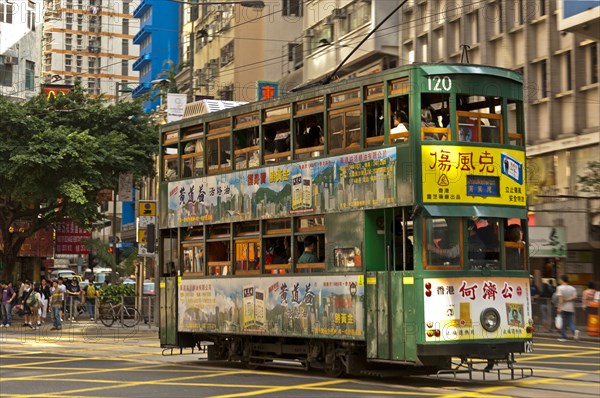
[112,190,118,267]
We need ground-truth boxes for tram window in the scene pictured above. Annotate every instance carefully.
[507,100,523,146]
[295,114,324,159]
[421,93,450,141]
[263,237,291,274]
[295,234,325,272]
[425,217,461,268]
[164,157,178,181]
[182,245,204,274]
[456,95,503,143]
[235,239,260,274]
[207,134,231,173]
[389,96,409,143]
[393,216,414,271]
[505,221,526,270]
[364,101,385,147]
[207,241,230,276]
[328,108,361,153]
[263,120,291,164]
[333,247,362,268]
[233,126,260,170]
[467,217,500,270]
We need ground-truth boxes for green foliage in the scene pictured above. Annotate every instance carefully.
[0,87,159,279]
[577,161,600,196]
[82,238,116,269]
[99,283,135,304]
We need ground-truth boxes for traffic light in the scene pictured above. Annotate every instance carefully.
[146,223,155,253]
[107,247,114,254]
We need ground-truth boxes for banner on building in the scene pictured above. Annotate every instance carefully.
[167,93,188,123]
[55,219,92,255]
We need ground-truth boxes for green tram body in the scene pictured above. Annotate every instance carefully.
[158,63,533,375]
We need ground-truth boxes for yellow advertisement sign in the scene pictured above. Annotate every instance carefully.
[422,145,526,206]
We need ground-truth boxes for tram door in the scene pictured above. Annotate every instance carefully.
[159,277,178,346]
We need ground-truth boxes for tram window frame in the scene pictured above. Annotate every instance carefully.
[206,224,231,276]
[234,238,261,275]
[162,129,179,145]
[263,120,291,164]
[506,99,523,146]
[364,96,385,147]
[389,95,410,144]
[182,243,205,275]
[423,217,463,270]
[163,154,178,181]
[329,88,360,109]
[263,105,291,123]
[421,93,451,141]
[504,220,526,270]
[389,77,409,96]
[233,125,260,170]
[328,107,361,153]
[181,139,204,177]
[466,217,501,271]
[262,219,292,274]
[206,133,231,174]
[456,95,503,143]
[295,97,324,115]
[294,112,325,159]
[294,233,326,272]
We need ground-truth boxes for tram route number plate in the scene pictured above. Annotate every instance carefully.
[524,341,534,353]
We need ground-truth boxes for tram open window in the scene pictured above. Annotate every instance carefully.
[328,107,361,153]
[504,219,526,270]
[182,139,204,177]
[393,215,414,271]
[161,231,179,276]
[163,155,178,181]
[263,120,291,164]
[262,218,291,274]
[295,234,325,272]
[389,95,410,143]
[182,227,205,275]
[364,83,385,147]
[207,133,231,174]
[507,99,523,146]
[235,239,260,275]
[456,95,503,143]
[233,126,260,170]
[467,217,500,270]
[424,217,462,268]
[294,113,325,159]
[421,93,450,141]
[207,224,231,276]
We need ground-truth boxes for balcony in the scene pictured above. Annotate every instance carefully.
[132,82,153,98]
[133,0,152,18]
[133,28,152,45]
[132,53,151,71]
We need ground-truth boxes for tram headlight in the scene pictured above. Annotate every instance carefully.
[480,308,501,332]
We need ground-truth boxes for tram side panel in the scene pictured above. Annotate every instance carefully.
[176,275,365,341]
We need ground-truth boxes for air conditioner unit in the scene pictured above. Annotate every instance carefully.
[3,56,18,65]
[332,8,347,19]
[304,29,315,37]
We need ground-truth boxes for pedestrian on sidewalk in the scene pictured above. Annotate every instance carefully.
[557,274,579,342]
[582,282,596,316]
[1,281,17,327]
[50,280,63,331]
[37,279,51,326]
[20,281,39,329]
[83,278,97,321]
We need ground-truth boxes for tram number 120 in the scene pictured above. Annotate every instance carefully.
[428,76,452,92]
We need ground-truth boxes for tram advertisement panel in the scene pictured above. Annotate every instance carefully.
[421,146,525,206]
[423,277,531,341]
[165,148,396,228]
[178,275,365,340]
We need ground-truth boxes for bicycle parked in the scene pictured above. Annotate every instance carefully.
[99,300,142,328]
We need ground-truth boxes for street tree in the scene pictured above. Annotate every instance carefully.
[0,88,158,280]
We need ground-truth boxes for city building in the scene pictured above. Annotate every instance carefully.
[176,1,302,103]
[0,0,42,100]
[132,0,181,112]
[41,0,139,100]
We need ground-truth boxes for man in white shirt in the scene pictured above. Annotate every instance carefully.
[556,274,579,342]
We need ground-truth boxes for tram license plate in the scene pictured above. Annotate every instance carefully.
[524,341,534,353]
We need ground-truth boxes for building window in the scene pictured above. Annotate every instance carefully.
[123,0,130,14]
[25,61,35,90]
[340,0,371,36]
[122,39,129,55]
[450,19,460,54]
[563,51,572,91]
[537,0,545,17]
[0,2,14,24]
[220,41,234,66]
[282,0,302,17]
[65,54,73,72]
[27,10,35,30]
[538,60,547,99]
[589,43,598,84]
[514,0,523,26]
[493,1,503,35]
[468,11,479,44]
[122,18,129,35]
[121,60,128,76]
[0,63,13,86]
[419,35,428,63]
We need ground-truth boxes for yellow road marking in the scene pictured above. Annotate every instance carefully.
[208,379,349,398]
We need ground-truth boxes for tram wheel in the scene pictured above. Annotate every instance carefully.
[324,358,344,378]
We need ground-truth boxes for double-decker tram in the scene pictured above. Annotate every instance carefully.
[158,63,533,377]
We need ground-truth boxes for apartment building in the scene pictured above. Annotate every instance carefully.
[176,1,302,103]
[0,0,42,100]
[132,0,180,112]
[42,0,139,100]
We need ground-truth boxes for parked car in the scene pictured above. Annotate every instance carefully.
[49,269,76,280]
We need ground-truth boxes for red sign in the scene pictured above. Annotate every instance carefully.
[55,219,92,255]
[97,189,113,203]
[42,84,72,100]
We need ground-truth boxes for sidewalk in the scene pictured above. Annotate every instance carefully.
[534,324,600,343]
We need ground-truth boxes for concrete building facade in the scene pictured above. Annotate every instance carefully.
[0,0,42,100]
[42,0,139,100]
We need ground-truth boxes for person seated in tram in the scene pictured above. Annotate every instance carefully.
[297,116,322,149]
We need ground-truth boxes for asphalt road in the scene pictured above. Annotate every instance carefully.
[1,324,598,398]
